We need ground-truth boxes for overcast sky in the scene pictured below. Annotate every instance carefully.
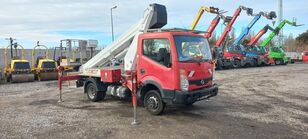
[0,0,307,48]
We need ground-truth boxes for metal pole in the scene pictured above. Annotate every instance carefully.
[278,0,283,47]
[131,71,139,125]
[111,6,117,42]
[10,38,13,59]
[111,9,114,41]
[58,69,63,103]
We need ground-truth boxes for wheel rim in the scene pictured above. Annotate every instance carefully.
[276,60,281,65]
[88,85,96,99]
[147,95,159,110]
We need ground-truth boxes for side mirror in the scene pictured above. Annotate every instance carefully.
[158,48,171,67]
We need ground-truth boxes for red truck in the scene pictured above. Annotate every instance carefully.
[59,4,218,115]
[302,51,308,63]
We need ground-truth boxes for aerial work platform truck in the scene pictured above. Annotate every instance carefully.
[58,3,218,115]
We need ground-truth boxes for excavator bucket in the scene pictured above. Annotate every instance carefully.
[11,73,35,83]
[39,72,58,81]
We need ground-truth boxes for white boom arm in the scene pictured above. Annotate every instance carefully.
[79,3,167,73]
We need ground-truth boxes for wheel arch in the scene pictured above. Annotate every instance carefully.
[138,80,164,105]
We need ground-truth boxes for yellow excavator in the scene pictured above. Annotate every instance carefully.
[4,38,34,83]
[32,41,58,81]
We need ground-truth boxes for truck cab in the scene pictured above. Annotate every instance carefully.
[269,46,289,65]
[302,51,308,63]
[136,31,218,114]
[224,45,245,68]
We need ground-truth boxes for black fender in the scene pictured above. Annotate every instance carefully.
[138,80,174,105]
[83,77,107,93]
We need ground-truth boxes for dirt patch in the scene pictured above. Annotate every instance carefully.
[0,63,308,139]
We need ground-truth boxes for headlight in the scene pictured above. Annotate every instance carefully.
[180,75,189,91]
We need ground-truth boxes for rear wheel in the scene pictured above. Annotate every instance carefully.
[86,82,105,102]
[144,90,165,115]
[216,60,223,70]
[232,59,241,68]
[275,59,283,65]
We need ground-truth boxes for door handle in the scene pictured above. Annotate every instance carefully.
[140,69,145,75]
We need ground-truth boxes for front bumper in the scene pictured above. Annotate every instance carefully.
[170,84,218,105]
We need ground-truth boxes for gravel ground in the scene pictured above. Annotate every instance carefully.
[0,63,307,139]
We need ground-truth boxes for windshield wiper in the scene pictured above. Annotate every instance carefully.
[181,58,209,63]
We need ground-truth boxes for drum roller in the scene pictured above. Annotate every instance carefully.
[38,72,58,81]
[11,73,35,83]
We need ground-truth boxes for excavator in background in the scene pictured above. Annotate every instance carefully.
[191,6,232,39]
[191,6,223,31]
[214,6,254,69]
[32,41,58,81]
[260,19,303,65]
[4,38,34,83]
[59,3,218,115]
[245,25,275,66]
[53,39,98,71]
[229,10,276,67]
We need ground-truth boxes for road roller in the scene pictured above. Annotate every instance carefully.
[32,41,58,81]
[4,38,34,83]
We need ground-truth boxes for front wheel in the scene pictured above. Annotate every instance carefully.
[144,90,165,115]
[86,82,105,102]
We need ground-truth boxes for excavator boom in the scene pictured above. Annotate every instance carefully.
[215,6,255,47]
[233,11,276,46]
[260,19,300,47]
[191,6,220,30]
[205,16,221,38]
[248,25,274,46]
[215,8,241,47]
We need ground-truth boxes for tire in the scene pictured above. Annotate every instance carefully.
[144,90,165,115]
[185,102,195,106]
[86,82,105,102]
[253,59,258,67]
[216,60,223,70]
[275,59,282,65]
[232,59,241,68]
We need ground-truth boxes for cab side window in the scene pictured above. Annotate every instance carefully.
[143,39,171,67]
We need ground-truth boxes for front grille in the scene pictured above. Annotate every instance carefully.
[189,77,212,86]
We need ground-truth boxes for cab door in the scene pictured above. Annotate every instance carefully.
[137,37,175,91]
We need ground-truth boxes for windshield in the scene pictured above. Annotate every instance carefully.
[14,62,30,70]
[226,44,245,54]
[271,47,284,53]
[174,36,212,62]
[42,61,56,69]
[259,46,267,54]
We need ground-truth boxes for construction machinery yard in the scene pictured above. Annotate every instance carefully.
[0,63,307,139]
